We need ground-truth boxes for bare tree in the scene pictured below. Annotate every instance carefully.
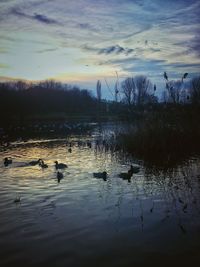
[134,75,153,105]
[121,77,135,106]
[39,80,62,90]
[121,75,155,106]
[190,76,200,104]
[15,80,28,91]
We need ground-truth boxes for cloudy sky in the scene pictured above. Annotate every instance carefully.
[0,0,199,98]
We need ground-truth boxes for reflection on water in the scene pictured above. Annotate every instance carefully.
[0,123,200,266]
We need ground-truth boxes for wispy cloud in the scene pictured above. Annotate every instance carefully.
[83,44,134,56]
[10,7,60,25]
[36,48,58,53]
[33,13,58,24]
[99,45,134,55]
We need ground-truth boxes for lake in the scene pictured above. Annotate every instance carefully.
[0,122,200,267]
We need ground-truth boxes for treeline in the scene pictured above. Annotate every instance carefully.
[0,80,98,117]
[1,73,200,122]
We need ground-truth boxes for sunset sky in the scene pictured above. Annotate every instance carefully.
[0,0,199,98]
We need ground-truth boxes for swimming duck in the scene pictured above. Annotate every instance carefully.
[4,157,12,166]
[87,142,92,148]
[93,171,107,181]
[128,165,140,175]
[28,159,42,166]
[118,172,132,182]
[14,196,21,203]
[68,148,72,153]
[119,165,139,182]
[54,161,68,169]
[39,160,48,169]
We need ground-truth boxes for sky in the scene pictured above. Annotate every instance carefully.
[0,0,200,99]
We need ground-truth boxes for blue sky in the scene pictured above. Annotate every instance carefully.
[0,0,199,98]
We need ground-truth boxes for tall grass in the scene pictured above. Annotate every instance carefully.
[117,105,200,169]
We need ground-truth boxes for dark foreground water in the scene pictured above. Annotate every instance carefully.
[0,123,200,267]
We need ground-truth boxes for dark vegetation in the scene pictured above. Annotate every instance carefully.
[118,104,200,169]
[0,80,129,122]
[0,80,98,119]
[0,80,125,141]
[1,74,200,169]
[91,73,200,169]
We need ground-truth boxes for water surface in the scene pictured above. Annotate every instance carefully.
[0,123,200,266]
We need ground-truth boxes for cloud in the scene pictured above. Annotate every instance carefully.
[36,48,58,53]
[78,23,97,31]
[83,44,134,56]
[33,13,58,24]
[0,0,199,91]
[99,45,134,55]
[187,35,200,56]
[10,7,59,25]
[165,62,200,69]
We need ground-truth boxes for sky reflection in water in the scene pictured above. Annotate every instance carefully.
[0,125,200,266]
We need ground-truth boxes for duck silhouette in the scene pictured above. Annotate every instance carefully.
[93,171,107,181]
[128,165,140,175]
[55,161,68,169]
[28,159,42,166]
[4,157,12,166]
[118,172,132,182]
[39,160,48,169]
[14,196,21,203]
[119,165,139,182]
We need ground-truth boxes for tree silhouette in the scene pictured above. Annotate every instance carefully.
[121,75,156,106]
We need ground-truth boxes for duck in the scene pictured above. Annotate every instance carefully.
[54,161,68,169]
[68,148,72,153]
[4,157,12,166]
[119,165,139,182]
[128,165,140,175]
[118,172,132,182]
[87,142,92,148]
[57,171,64,183]
[93,171,107,181]
[39,160,48,169]
[14,196,21,203]
[28,159,42,166]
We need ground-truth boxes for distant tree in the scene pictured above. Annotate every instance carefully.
[190,76,200,105]
[134,75,154,105]
[0,80,97,118]
[121,77,135,106]
[96,80,101,102]
[15,80,28,91]
[38,80,62,90]
[121,75,156,106]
